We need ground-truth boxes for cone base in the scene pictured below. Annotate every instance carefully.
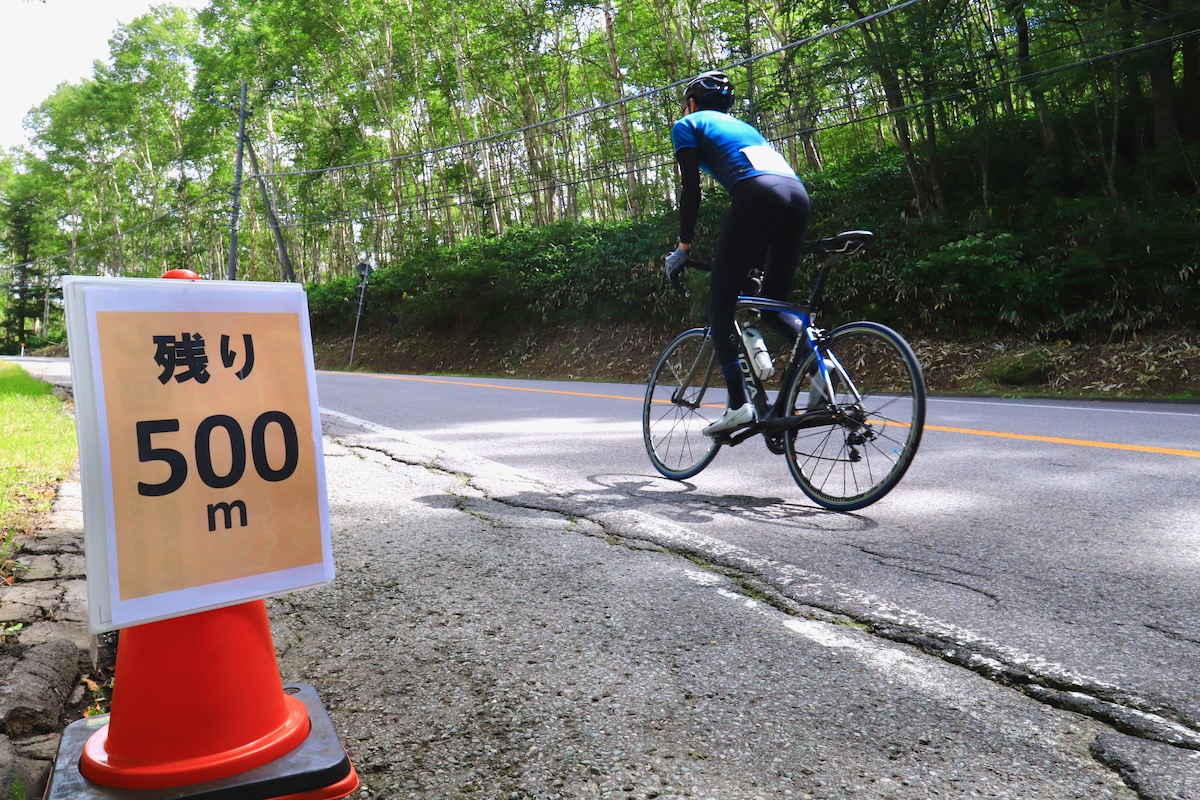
[46,685,358,800]
[80,693,311,789]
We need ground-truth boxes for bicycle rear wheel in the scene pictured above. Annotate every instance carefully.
[784,321,925,510]
[643,328,722,480]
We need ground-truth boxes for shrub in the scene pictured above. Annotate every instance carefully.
[302,154,1199,343]
[910,232,1032,332]
[982,351,1053,386]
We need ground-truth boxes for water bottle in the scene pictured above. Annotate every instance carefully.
[742,326,774,380]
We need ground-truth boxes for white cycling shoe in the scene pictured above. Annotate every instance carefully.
[703,404,756,437]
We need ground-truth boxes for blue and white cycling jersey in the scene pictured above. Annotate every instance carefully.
[671,109,798,191]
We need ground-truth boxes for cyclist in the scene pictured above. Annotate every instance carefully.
[664,70,811,436]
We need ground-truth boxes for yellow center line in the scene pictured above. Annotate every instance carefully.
[925,423,1200,458]
[322,371,1199,458]
[321,371,642,402]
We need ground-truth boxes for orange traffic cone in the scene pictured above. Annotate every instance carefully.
[161,268,202,280]
[47,601,359,799]
[80,601,312,788]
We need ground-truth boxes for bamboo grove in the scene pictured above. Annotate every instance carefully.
[1,0,1198,347]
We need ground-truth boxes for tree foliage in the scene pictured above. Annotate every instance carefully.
[1,0,1198,345]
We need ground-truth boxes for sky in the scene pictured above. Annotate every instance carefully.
[1,0,207,152]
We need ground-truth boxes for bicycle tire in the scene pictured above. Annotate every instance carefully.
[783,321,925,510]
[643,328,723,480]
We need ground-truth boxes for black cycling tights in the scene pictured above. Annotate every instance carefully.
[709,174,811,407]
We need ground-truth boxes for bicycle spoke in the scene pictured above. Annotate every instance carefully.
[784,322,925,511]
[643,329,721,480]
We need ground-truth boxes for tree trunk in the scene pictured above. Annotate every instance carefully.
[847,2,930,213]
[1181,35,1200,142]
[603,0,639,216]
[452,22,501,237]
[919,61,947,211]
[1141,1,1182,155]
[651,0,681,79]
[1006,0,1057,150]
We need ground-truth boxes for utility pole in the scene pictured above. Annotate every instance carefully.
[245,138,296,283]
[227,82,248,281]
[212,83,293,283]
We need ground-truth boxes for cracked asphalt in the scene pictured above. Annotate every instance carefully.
[262,412,1197,799]
[7,359,1197,799]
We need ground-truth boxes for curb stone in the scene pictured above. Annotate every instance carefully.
[0,476,98,800]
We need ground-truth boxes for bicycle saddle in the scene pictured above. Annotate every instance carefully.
[814,230,874,255]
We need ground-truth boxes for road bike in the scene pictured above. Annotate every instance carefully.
[642,230,926,511]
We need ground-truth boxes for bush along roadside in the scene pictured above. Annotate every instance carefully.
[306,185,1199,351]
[310,323,1200,401]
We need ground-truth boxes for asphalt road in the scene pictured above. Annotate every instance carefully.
[285,413,1151,799]
[315,370,1200,787]
[8,356,1199,796]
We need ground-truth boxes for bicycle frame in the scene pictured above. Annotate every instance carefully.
[662,295,867,449]
[721,297,856,442]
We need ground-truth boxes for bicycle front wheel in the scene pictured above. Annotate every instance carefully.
[784,321,925,510]
[643,328,722,480]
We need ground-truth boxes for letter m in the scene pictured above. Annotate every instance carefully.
[207,500,249,532]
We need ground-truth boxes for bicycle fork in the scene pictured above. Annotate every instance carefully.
[670,334,717,409]
[671,327,768,413]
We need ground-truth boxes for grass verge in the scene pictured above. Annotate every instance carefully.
[0,361,77,582]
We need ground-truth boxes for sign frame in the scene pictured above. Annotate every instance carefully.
[64,276,333,632]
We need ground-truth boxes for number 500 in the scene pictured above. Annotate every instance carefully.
[136,412,300,497]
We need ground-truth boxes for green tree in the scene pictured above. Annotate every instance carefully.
[0,167,60,349]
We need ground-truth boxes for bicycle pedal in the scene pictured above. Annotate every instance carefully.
[725,424,761,446]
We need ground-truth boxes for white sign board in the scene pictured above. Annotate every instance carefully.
[64,276,333,632]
